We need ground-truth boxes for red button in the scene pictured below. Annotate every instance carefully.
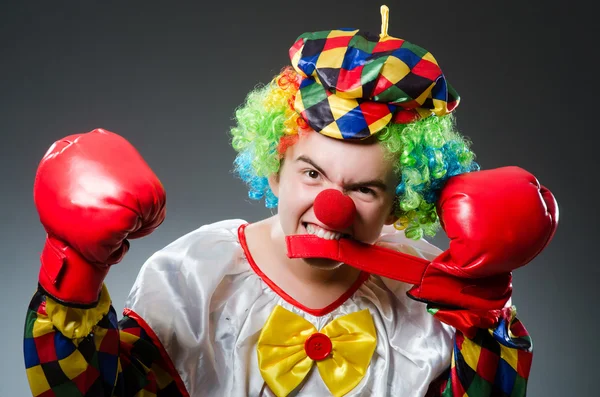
[304,332,332,361]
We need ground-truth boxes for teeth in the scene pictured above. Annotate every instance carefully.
[305,223,342,240]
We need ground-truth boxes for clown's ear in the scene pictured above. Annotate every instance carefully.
[385,213,398,226]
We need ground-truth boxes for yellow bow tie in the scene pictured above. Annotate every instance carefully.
[257,305,377,397]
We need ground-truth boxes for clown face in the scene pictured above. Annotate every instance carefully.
[268,131,399,269]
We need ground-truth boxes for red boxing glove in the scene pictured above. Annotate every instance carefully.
[34,129,166,306]
[407,166,558,310]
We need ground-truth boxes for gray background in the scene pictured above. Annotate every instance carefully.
[1,0,597,395]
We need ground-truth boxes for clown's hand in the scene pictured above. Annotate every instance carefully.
[407,166,558,310]
[34,129,166,306]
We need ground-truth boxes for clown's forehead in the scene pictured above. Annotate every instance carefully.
[285,132,397,185]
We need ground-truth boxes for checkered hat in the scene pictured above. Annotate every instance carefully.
[289,26,459,139]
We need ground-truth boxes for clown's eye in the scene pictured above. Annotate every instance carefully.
[305,170,320,179]
[357,187,375,196]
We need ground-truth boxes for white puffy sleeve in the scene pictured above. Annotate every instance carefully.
[124,219,255,395]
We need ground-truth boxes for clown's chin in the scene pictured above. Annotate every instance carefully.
[303,257,344,271]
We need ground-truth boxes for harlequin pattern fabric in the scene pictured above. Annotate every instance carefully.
[23,289,187,397]
[429,308,533,396]
[289,29,459,139]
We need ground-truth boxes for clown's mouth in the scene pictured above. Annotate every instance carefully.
[302,223,350,241]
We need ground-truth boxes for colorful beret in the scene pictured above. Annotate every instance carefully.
[288,6,459,140]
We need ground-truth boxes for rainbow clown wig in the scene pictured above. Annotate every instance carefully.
[231,10,479,240]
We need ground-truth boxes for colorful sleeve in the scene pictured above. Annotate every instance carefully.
[426,306,533,397]
[23,285,189,397]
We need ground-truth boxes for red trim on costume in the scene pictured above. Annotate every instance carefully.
[122,308,190,397]
[238,223,370,317]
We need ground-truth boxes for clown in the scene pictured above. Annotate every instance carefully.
[24,6,557,397]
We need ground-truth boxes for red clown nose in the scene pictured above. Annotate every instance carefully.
[313,189,356,230]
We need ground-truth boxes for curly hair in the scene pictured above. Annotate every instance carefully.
[230,68,479,239]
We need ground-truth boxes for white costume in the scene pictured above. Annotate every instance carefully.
[126,219,454,396]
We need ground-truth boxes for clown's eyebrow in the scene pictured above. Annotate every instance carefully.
[296,155,389,192]
[345,179,389,192]
[296,155,328,178]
